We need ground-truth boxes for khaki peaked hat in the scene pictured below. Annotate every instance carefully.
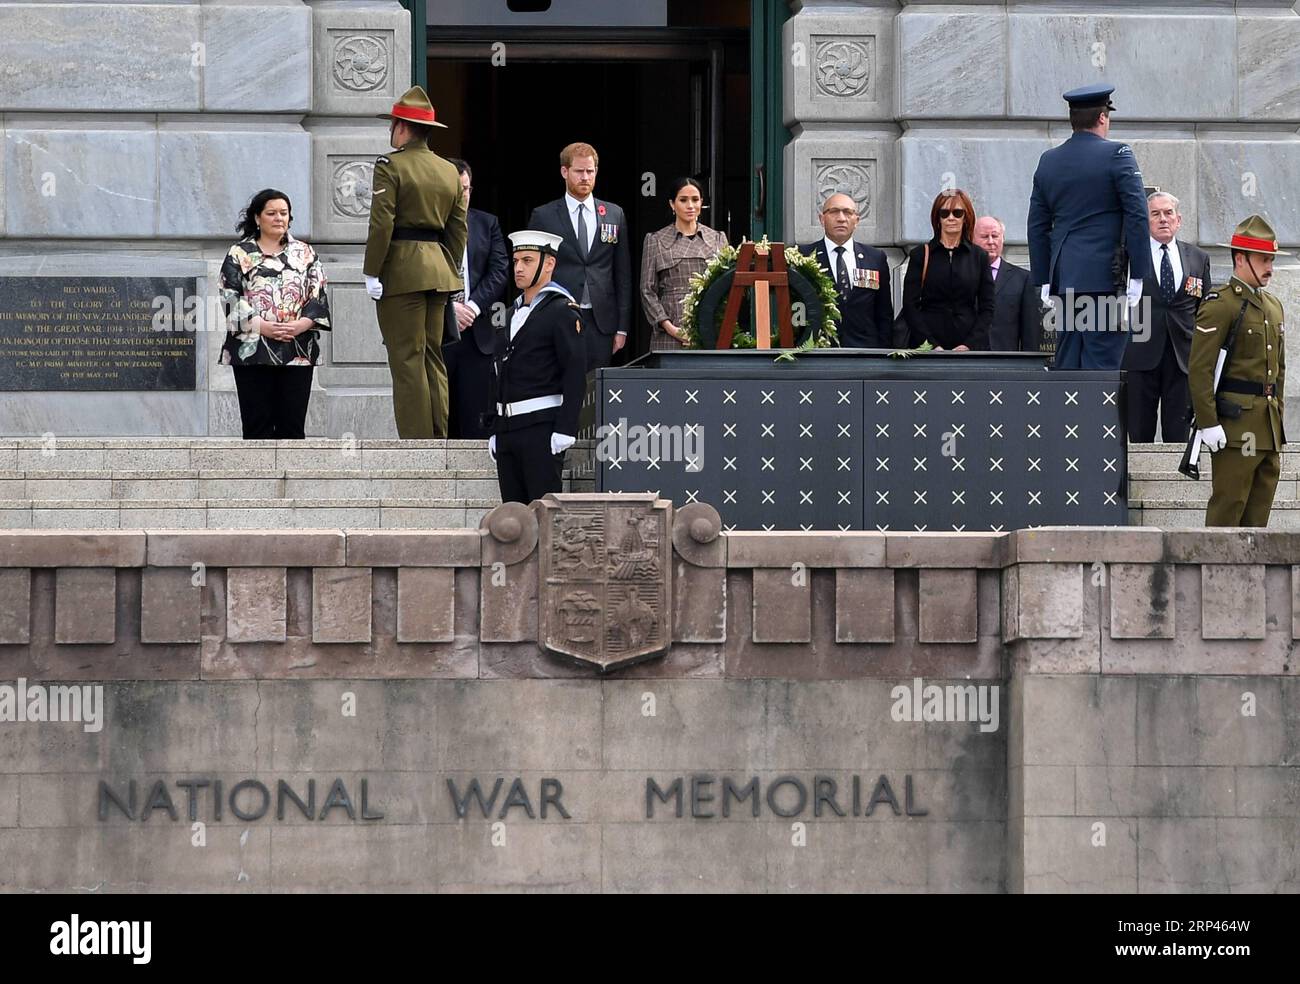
[1217,214,1290,256]
[377,85,448,128]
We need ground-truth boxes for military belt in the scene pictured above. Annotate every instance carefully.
[1220,378,1275,398]
[391,227,443,242]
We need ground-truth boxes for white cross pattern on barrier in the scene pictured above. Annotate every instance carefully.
[800,456,813,471]
[875,424,888,438]
[1065,424,1079,439]
[686,423,701,436]
[1104,425,1117,439]
[991,524,1004,532]
[990,491,1003,505]
[1104,458,1117,472]
[1028,490,1042,505]
[761,390,775,404]
[1027,391,1041,405]
[953,490,966,505]
[762,423,775,437]
[876,523,890,532]
[762,524,775,531]
[609,458,623,470]
[799,423,812,438]
[762,489,775,504]
[838,390,852,404]
[914,423,927,438]
[990,423,1003,438]
[761,457,775,471]
[724,523,736,532]
[990,457,1003,471]
[685,490,699,503]
[609,388,622,404]
[1065,391,1079,405]
[838,456,852,471]
[1066,457,1079,472]
[952,457,966,471]
[876,457,889,471]
[838,490,852,504]
[1103,391,1117,405]
[952,423,966,438]
[723,490,737,503]
[915,524,928,532]
[801,523,814,531]
[647,423,660,436]
[1105,492,1118,505]
[723,456,737,470]
[646,389,660,404]
[913,457,927,471]
[1028,423,1042,438]
[990,390,1003,404]
[724,423,737,437]
[876,490,889,504]
[646,459,660,470]
[1028,457,1041,472]
[840,524,853,531]
[840,424,853,438]
[914,490,928,505]
[799,390,813,404]
[875,391,889,406]
[685,389,699,404]
[914,390,927,405]
[1066,491,1079,505]
[723,389,737,404]
[951,390,965,405]
[799,490,813,504]
[953,524,965,532]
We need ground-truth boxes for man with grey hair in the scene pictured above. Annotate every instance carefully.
[974,215,1043,352]
[799,191,893,347]
[1122,190,1213,442]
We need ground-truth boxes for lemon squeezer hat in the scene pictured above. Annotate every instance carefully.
[1217,214,1290,257]
[377,85,448,128]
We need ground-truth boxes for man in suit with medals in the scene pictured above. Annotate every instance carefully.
[489,231,587,504]
[1027,84,1151,370]
[799,192,893,348]
[364,85,467,438]
[1123,190,1213,443]
[527,142,632,369]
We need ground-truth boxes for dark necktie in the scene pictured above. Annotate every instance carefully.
[834,245,850,295]
[576,203,589,259]
[1160,243,1175,304]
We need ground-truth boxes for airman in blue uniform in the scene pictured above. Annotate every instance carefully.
[1028,84,1152,370]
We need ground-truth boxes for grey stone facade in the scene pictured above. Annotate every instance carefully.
[0,0,409,436]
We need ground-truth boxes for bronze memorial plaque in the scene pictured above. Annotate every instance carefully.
[538,493,672,672]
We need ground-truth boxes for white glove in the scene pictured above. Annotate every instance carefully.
[1126,278,1143,309]
[1202,425,1227,453]
[488,435,496,461]
[1040,285,1050,306]
[550,433,576,456]
[365,275,384,301]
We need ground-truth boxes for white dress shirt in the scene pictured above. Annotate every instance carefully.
[460,236,479,317]
[566,192,597,252]
[1150,237,1183,291]
[824,236,857,282]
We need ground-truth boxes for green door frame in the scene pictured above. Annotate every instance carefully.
[750,0,789,242]
[399,0,429,90]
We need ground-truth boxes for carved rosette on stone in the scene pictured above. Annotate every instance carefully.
[538,493,672,672]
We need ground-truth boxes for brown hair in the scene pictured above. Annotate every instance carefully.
[560,142,599,168]
[929,188,976,242]
[1070,106,1106,132]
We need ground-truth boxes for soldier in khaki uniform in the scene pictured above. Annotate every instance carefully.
[1188,215,1289,526]
[364,86,468,438]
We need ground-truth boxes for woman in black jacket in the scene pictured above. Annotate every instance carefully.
[902,188,995,350]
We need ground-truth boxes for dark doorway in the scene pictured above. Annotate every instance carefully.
[425,27,750,360]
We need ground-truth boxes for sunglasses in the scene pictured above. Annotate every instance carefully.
[939,208,966,219]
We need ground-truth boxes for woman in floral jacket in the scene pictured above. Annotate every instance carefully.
[219,188,331,439]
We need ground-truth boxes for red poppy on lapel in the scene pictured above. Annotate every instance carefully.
[597,204,607,217]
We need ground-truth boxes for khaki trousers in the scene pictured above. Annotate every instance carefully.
[376,290,449,439]
[1206,447,1281,527]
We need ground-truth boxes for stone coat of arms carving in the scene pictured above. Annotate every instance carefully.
[538,493,672,671]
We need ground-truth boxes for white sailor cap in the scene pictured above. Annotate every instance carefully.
[508,230,563,256]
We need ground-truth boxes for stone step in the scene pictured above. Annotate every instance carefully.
[1128,472,1300,503]
[1133,499,1300,529]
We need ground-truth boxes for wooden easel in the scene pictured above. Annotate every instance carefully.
[716,241,795,349]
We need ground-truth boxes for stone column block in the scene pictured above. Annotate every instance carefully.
[480,555,538,643]
[785,128,898,248]
[140,568,201,644]
[897,7,1006,119]
[158,127,312,239]
[5,126,158,237]
[1237,14,1300,121]
[834,568,894,643]
[673,563,726,643]
[918,568,977,643]
[752,569,810,643]
[0,3,201,111]
[783,7,894,125]
[1198,131,1300,247]
[304,119,394,245]
[0,569,31,644]
[898,128,1053,244]
[1116,133,1199,239]
[309,0,412,117]
[1007,11,1236,121]
[312,567,373,643]
[1109,563,1175,640]
[226,567,287,643]
[1002,563,1083,641]
[202,4,312,112]
[54,568,116,644]
[397,567,455,643]
[1201,564,1266,640]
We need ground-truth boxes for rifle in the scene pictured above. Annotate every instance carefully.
[1178,299,1251,480]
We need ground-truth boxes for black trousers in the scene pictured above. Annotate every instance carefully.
[233,365,313,440]
[579,308,611,370]
[445,339,495,439]
[1126,338,1190,443]
[496,421,564,504]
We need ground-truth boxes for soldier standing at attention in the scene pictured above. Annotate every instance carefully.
[364,85,467,438]
[1027,84,1151,370]
[1189,215,1288,527]
[490,231,587,504]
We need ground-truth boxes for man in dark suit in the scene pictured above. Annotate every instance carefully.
[974,215,1044,352]
[1122,190,1213,443]
[1028,84,1151,370]
[527,142,632,370]
[799,191,892,347]
[443,159,509,438]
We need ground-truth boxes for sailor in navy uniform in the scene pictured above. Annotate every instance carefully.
[489,230,588,504]
[1027,84,1151,370]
